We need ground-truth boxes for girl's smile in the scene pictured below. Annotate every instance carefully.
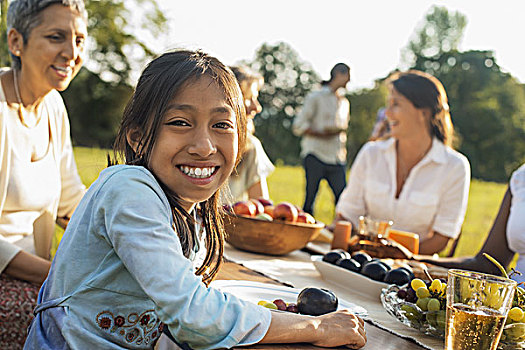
[148,76,238,212]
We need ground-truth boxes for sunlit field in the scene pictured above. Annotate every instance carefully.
[72,147,508,259]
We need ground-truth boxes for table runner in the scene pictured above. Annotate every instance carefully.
[223,243,444,350]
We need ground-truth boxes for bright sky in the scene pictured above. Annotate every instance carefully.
[155,0,525,91]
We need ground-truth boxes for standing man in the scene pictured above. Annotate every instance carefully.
[292,63,351,216]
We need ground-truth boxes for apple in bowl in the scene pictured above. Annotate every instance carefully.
[297,212,316,224]
[273,202,299,223]
[249,199,265,215]
[257,198,274,207]
[232,201,257,217]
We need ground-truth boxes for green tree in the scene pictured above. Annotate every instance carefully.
[403,6,525,181]
[84,0,167,85]
[0,0,168,147]
[402,5,467,73]
[346,83,388,162]
[245,42,320,165]
[0,0,7,67]
[63,0,168,147]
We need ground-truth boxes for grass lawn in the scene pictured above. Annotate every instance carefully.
[72,147,509,258]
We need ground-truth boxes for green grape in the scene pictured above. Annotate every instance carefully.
[416,297,430,311]
[429,279,442,293]
[401,304,422,322]
[435,310,446,330]
[411,278,426,291]
[426,312,438,327]
[504,323,525,342]
[260,302,278,310]
[416,286,430,299]
[509,307,524,322]
[427,298,441,312]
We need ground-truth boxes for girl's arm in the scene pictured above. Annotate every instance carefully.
[419,188,513,276]
[258,309,366,349]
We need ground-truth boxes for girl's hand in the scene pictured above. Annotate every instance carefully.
[311,310,367,349]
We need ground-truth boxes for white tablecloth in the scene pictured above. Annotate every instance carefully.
[224,243,444,350]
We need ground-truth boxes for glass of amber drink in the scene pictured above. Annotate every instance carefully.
[445,269,517,350]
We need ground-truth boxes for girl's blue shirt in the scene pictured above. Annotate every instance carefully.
[24,164,271,349]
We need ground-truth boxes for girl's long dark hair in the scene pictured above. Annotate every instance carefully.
[112,50,247,285]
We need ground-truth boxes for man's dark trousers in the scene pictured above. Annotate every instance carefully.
[302,154,346,215]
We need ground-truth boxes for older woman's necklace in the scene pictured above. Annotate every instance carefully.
[13,70,42,129]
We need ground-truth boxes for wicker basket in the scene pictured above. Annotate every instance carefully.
[223,213,324,255]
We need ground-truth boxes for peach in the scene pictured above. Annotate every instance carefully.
[257,198,274,207]
[273,202,298,222]
[249,199,265,215]
[232,201,256,217]
[264,205,274,218]
[297,212,316,224]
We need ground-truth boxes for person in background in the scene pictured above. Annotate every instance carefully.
[0,0,87,347]
[25,50,366,350]
[292,63,351,216]
[420,163,525,284]
[226,66,274,202]
[334,70,470,255]
[369,107,390,141]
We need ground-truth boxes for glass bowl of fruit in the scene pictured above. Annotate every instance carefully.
[380,277,447,339]
[498,286,525,349]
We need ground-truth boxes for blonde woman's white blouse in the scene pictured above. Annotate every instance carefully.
[336,138,470,241]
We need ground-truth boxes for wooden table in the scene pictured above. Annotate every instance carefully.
[216,260,427,350]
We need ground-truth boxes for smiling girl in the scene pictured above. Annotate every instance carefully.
[24,50,366,349]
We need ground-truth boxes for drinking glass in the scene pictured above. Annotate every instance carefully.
[358,216,393,240]
[445,269,517,350]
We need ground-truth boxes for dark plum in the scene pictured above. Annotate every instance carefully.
[322,250,350,264]
[397,266,415,280]
[335,258,361,273]
[361,261,389,281]
[351,252,372,267]
[297,287,338,316]
[384,268,412,286]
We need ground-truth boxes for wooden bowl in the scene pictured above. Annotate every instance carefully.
[223,214,325,255]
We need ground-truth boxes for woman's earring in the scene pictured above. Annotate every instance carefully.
[14,50,20,56]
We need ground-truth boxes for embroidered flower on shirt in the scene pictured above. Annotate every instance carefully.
[114,316,125,327]
[98,317,112,329]
[95,309,162,345]
[140,314,150,326]
[126,328,139,342]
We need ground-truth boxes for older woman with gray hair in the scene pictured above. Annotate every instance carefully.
[0,0,87,346]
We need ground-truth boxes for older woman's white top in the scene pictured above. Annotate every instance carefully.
[336,138,470,241]
[506,164,525,284]
[0,71,85,270]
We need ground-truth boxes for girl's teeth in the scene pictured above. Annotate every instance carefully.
[180,166,215,179]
